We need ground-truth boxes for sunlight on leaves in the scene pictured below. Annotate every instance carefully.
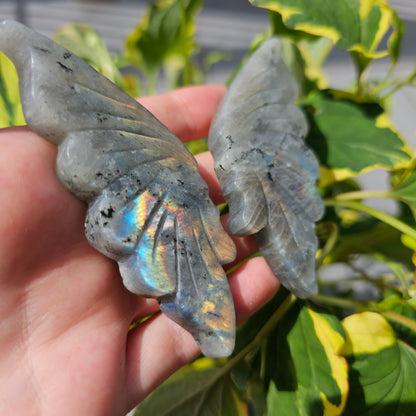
[341,312,416,415]
[250,0,398,59]
[124,0,202,93]
[302,92,411,186]
[266,302,348,416]
[54,24,130,94]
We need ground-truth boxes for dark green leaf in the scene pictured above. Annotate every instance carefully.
[233,289,291,356]
[391,171,416,218]
[269,10,317,42]
[388,10,405,65]
[345,343,416,415]
[231,357,267,416]
[134,364,247,415]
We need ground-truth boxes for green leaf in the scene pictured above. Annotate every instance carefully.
[269,11,333,94]
[303,93,411,185]
[124,0,202,92]
[390,171,416,218]
[0,52,25,128]
[54,24,130,94]
[134,291,296,415]
[269,10,317,42]
[231,357,267,416]
[185,137,208,155]
[250,0,398,59]
[266,302,348,416]
[388,10,405,65]
[134,361,247,415]
[233,288,293,356]
[296,38,333,88]
[276,36,332,96]
[341,312,416,415]
[378,295,416,348]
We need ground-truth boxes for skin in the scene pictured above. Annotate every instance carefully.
[0,85,280,415]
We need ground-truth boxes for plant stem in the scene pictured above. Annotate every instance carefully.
[316,222,339,268]
[381,309,416,332]
[350,51,370,95]
[379,67,416,100]
[179,0,192,86]
[325,198,416,240]
[313,294,416,333]
[334,190,390,201]
[218,293,297,377]
[225,251,262,275]
[180,294,297,400]
[384,259,411,299]
[312,294,367,311]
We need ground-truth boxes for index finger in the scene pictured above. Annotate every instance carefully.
[138,85,226,142]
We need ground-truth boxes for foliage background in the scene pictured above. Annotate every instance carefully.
[1,0,416,414]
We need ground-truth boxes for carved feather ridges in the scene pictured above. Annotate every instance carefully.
[208,37,324,298]
[0,19,236,357]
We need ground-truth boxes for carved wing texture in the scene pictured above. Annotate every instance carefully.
[208,38,324,298]
[0,20,236,357]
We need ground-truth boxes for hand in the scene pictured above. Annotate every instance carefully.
[0,85,280,415]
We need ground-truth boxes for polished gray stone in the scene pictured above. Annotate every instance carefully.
[208,38,324,298]
[0,19,236,358]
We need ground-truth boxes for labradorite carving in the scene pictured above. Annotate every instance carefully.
[0,20,236,358]
[208,38,324,298]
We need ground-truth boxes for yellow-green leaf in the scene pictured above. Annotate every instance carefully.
[341,312,416,415]
[340,312,396,355]
[124,0,202,92]
[250,0,399,59]
[0,52,25,128]
[266,302,348,416]
[277,35,333,96]
[54,24,130,94]
[297,37,332,89]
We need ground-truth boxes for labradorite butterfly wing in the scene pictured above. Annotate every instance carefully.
[208,38,324,298]
[0,19,236,358]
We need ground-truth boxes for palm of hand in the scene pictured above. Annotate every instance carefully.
[0,86,279,415]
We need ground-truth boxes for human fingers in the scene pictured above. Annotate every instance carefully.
[195,150,223,204]
[138,85,226,142]
[0,127,86,280]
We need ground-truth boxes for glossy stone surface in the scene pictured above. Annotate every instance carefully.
[208,38,324,298]
[0,19,236,358]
